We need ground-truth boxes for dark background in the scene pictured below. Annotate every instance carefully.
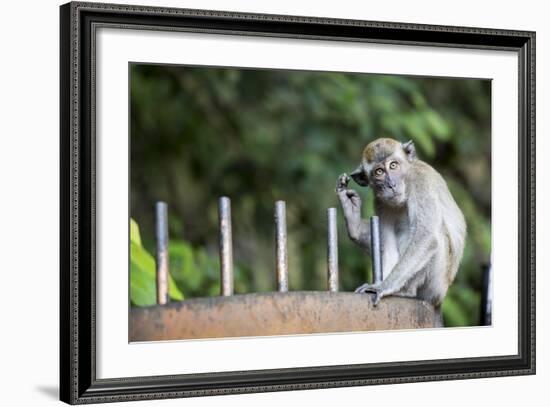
[129,64,491,327]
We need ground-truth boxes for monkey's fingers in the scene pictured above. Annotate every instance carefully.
[354,283,378,294]
[354,284,384,306]
[336,189,350,205]
[337,188,358,206]
[346,189,360,202]
[336,173,350,191]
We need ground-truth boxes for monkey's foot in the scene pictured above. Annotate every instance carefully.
[354,283,384,306]
[354,282,379,294]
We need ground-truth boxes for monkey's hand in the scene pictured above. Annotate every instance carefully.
[336,173,371,248]
[336,173,351,190]
[336,173,362,217]
[355,283,385,306]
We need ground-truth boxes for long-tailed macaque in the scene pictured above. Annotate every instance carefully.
[336,138,466,307]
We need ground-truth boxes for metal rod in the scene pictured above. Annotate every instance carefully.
[370,215,382,285]
[155,201,169,305]
[275,201,289,292]
[218,196,234,296]
[480,262,493,326]
[327,207,339,292]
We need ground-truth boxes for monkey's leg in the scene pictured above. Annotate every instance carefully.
[373,236,439,305]
[391,289,418,299]
[391,269,426,299]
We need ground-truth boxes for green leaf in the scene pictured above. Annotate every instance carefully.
[168,275,184,301]
[130,219,183,305]
[130,218,142,246]
[130,241,157,306]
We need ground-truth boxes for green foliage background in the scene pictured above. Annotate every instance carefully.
[130,64,491,327]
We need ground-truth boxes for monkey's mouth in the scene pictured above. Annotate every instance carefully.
[389,192,402,200]
[380,190,405,205]
[383,187,401,197]
[374,185,404,202]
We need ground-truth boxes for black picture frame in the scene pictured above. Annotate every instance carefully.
[60,1,536,404]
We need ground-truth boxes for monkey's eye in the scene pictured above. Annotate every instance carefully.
[374,168,384,177]
[389,161,399,170]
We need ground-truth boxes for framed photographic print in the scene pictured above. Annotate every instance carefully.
[60,1,535,404]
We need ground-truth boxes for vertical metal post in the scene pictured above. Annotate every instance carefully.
[155,201,169,305]
[218,197,234,296]
[275,201,289,292]
[327,207,339,292]
[370,215,382,285]
[480,262,493,326]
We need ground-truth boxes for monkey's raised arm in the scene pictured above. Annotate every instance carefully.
[336,173,371,254]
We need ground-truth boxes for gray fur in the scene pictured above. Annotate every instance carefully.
[336,138,466,307]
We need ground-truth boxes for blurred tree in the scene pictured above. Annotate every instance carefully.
[130,64,491,327]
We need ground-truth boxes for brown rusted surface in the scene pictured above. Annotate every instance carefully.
[130,292,440,342]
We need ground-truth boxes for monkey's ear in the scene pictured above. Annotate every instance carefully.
[350,165,369,187]
[402,140,416,161]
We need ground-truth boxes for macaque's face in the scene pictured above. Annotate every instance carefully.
[367,154,409,206]
[350,138,414,207]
